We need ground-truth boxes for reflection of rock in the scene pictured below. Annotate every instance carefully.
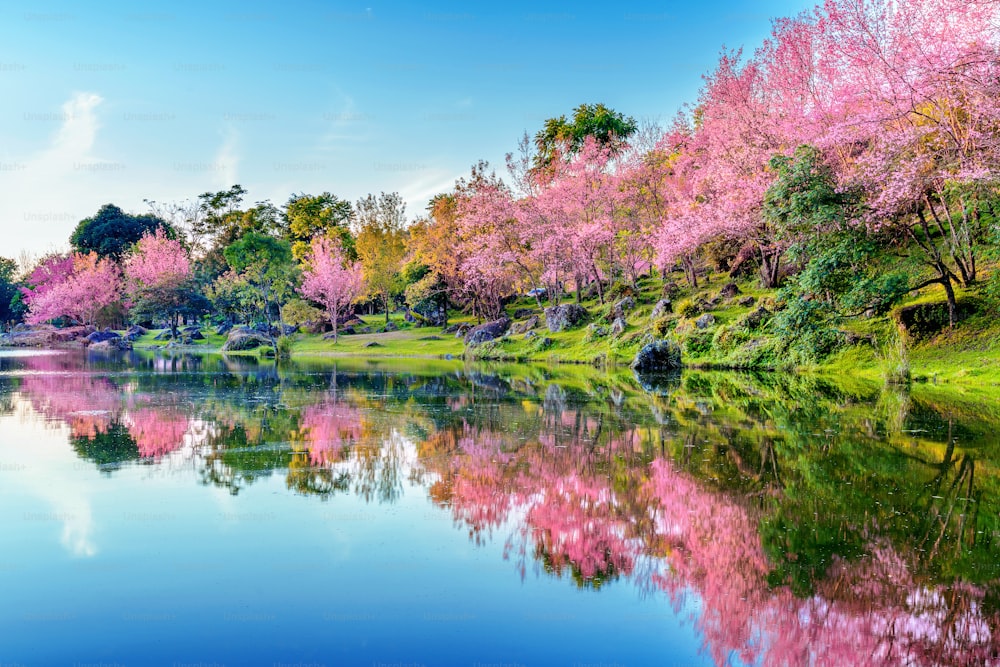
[468,372,511,393]
[631,340,682,372]
[544,304,588,332]
[464,318,510,346]
[544,383,567,412]
[633,370,682,395]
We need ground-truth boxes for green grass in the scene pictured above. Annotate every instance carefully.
[123,263,1000,398]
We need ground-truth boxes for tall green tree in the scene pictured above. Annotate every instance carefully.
[222,233,295,334]
[533,103,638,175]
[354,193,408,323]
[70,204,172,260]
[0,257,24,325]
[282,192,354,261]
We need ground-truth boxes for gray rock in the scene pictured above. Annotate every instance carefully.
[524,331,538,340]
[89,337,132,351]
[465,318,511,346]
[719,283,741,299]
[586,323,608,340]
[612,297,636,319]
[544,304,588,332]
[695,314,716,329]
[451,323,472,338]
[511,315,539,335]
[86,330,121,344]
[738,296,756,308]
[364,341,382,348]
[381,321,398,333]
[610,317,627,336]
[221,330,272,352]
[512,308,535,320]
[742,307,770,330]
[631,340,682,372]
[650,299,673,319]
[215,322,233,336]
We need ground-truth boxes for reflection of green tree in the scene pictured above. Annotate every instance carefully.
[70,422,140,471]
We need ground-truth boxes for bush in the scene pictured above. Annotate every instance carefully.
[276,335,294,360]
[606,282,636,301]
[712,323,751,355]
[653,317,675,338]
[683,329,714,356]
[676,299,701,319]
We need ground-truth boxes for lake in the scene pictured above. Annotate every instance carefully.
[0,349,996,666]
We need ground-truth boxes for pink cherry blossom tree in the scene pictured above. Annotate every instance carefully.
[123,228,197,334]
[22,252,121,327]
[298,235,364,343]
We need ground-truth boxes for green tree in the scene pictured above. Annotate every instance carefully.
[70,204,172,260]
[354,193,408,323]
[533,103,638,175]
[223,233,295,337]
[282,192,354,261]
[0,257,24,325]
[765,146,908,360]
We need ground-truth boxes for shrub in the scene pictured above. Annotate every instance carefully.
[683,329,714,356]
[676,299,701,318]
[653,317,675,338]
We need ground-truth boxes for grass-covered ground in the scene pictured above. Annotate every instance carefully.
[131,267,1000,394]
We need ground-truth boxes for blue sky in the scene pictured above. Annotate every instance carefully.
[0,0,814,257]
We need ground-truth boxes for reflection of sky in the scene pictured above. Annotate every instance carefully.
[0,392,712,666]
[1,396,97,557]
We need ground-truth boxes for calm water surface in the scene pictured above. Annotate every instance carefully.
[0,350,996,666]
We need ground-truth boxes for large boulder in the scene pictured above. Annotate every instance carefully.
[544,304,588,332]
[631,340,682,373]
[222,329,272,352]
[610,317,627,336]
[464,318,511,346]
[89,337,132,351]
[86,330,122,344]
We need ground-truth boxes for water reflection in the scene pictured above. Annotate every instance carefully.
[3,350,998,665]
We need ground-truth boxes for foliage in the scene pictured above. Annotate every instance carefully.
[70,204,172,260]
[222,232,295,330]
[354,192,408,322]
[283,192,354,261]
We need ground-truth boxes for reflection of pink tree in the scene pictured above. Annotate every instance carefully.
[17,371,121,438]
[298,401,364,465]
[424,418,1000,666]
[125,408,190,459]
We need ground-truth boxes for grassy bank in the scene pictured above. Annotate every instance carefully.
[131,267,1000,393]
